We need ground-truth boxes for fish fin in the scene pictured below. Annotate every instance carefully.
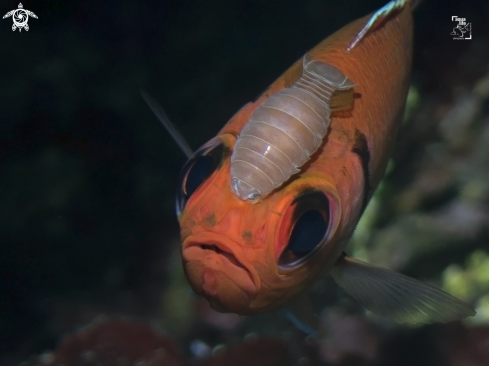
[284,293,320,336]
[348,0,409,51]
[330,254,476,324]
[140,90,193,159]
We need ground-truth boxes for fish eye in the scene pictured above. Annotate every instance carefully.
[176,137,225,216]
[278,191,330,267]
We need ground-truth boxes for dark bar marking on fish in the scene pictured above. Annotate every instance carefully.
[351,129,372,211]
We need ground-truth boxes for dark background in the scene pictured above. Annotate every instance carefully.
[1,0,488,364]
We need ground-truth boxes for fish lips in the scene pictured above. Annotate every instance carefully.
[182,234,258,312]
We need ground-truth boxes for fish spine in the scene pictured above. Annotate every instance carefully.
[230,54,354,202]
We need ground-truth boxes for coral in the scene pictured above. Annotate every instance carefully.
[195,338,293,366]
[34,317,184,366]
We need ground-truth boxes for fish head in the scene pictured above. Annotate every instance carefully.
[177,132,351,314]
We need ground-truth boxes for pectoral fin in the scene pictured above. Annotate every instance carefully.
[330,254,476,324]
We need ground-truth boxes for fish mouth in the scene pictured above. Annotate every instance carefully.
[200,243,247,271]
[182,234,258,299]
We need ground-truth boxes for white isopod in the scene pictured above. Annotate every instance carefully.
[230,54,355,202]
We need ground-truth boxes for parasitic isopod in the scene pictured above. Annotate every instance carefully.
[230,54,355,202]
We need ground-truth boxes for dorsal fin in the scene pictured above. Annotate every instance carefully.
[141,90,193,159]
[347,0,410,51]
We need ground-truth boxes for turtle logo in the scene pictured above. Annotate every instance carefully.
[3,3,38,32]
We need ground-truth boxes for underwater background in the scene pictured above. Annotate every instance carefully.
[1,0,489,365]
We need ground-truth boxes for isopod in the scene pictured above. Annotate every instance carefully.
[230,54,355,202]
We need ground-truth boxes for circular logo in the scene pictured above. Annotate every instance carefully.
[12,9,28,28]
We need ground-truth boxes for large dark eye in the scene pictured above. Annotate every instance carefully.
[278,191,330,267]
[176,137,225,216]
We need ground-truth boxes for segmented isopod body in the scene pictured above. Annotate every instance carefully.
[230,54,354,202]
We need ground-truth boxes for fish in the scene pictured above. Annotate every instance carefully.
[147,0,476,330]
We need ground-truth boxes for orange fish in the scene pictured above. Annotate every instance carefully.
[149,0,475,330]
